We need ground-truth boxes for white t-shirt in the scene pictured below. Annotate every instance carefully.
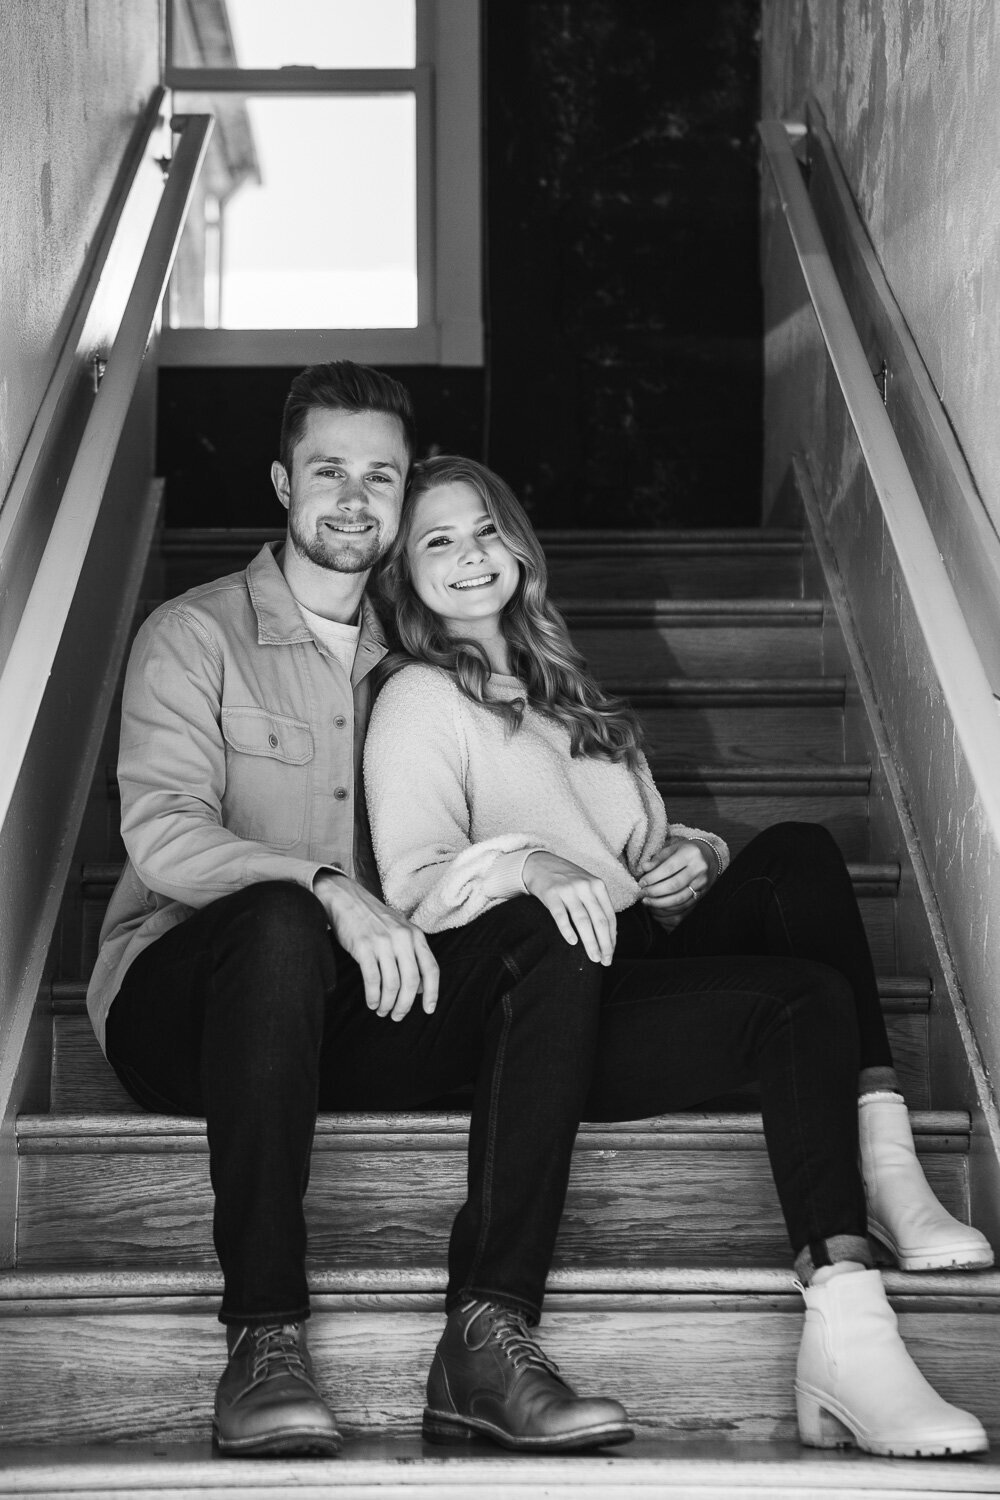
[295,601,361,680]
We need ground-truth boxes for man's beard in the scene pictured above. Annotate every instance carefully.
[288,510,387,574]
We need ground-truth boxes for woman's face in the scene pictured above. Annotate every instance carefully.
[405,481,520,642]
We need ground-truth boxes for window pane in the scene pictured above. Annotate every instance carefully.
[172,0,416,69]
[170,94,417,329]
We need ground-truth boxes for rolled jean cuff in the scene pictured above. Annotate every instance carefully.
[219,1301,311,1327]
[858,1065,901,1096]
[448,1284,542,1328]
[794,1234,873,1284]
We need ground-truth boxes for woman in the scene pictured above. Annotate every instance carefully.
[365,454,991,1456]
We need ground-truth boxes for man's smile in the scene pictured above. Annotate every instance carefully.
[323,519,376,534]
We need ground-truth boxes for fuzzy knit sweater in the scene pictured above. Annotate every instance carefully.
[364,663,730,933]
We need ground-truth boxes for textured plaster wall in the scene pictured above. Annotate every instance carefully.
[763,0,1000,528]
[0,0,162,507]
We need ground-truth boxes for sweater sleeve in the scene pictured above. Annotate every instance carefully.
[623,753,730,878]
[669,823,731,876]
[364,668,543,931]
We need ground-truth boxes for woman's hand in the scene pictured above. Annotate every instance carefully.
[637,837,717,929]
[522,851,617,965]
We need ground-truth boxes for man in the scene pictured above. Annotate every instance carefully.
[87,361,633,1457]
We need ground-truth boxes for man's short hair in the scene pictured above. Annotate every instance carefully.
[279,360,417,473]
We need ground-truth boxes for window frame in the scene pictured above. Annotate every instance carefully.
[160,0,482,367]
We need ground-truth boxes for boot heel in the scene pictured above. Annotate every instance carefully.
[796,1388,854,1449]
[422,1408,477,1445]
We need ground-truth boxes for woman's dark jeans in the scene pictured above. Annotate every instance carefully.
[105,821,879,1325]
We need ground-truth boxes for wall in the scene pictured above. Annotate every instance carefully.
[760,3,1000,1220]
[762,0,1000,534]
[0,0,163,509]
[157,366,485,526]
[486,0,762,529]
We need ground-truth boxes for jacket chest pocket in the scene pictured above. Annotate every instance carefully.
[221,707,314,848]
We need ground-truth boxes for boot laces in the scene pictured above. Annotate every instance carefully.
[461,1300,562,1376]
[246,1324,314,1387]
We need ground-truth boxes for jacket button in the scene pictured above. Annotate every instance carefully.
[334,787,348,800]
[268,732,279,748]
[334,716,346,728]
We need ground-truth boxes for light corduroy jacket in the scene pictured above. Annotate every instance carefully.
[87,543,386,1049]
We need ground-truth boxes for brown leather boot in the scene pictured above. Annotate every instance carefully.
[214,1322,343,1456]
[423,1300,634,1452]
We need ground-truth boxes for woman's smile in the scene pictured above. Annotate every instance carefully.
[450,572,500,590]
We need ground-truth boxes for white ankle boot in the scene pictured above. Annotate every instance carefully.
[796,1268,988,1456]
[860,1093,994,1271]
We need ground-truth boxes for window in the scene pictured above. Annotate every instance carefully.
[162,0,482,366]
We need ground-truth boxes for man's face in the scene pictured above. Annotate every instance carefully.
[271,407,409,574]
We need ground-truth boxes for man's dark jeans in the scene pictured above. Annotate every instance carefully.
[105,822,882,1325]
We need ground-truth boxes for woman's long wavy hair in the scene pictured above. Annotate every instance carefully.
[377,455,644,768]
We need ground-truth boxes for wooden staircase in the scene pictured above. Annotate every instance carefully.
[3,526,998,1497]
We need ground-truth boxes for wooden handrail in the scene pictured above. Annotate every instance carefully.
[759,119,1000,842]
[0,115,212,836]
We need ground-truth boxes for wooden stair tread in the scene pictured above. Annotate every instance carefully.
[17,1109,971,1146]
[3,1440,1000,1500]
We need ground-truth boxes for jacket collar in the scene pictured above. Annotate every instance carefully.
[246,542,389,669]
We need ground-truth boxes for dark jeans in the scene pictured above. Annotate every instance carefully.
[105,822,879,1325]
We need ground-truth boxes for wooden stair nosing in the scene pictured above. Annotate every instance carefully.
[651,761,870,785]
[4,1263,1000,1306]
[607,675,847,706]
[559,599,824,624]
[17,1109,971,1152]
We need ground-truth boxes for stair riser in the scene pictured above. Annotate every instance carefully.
[549,556,805,599]
[16,1143,964,1270]
[572,626,823,679]
[658,795,870,862]
[0,1304,995,1445]
[639,705,845,763]
[48,1011,930,1114]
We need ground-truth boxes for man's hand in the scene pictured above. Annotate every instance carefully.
[637,837,716,928]
[313,872,439,1021]
[521,851,616,965]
